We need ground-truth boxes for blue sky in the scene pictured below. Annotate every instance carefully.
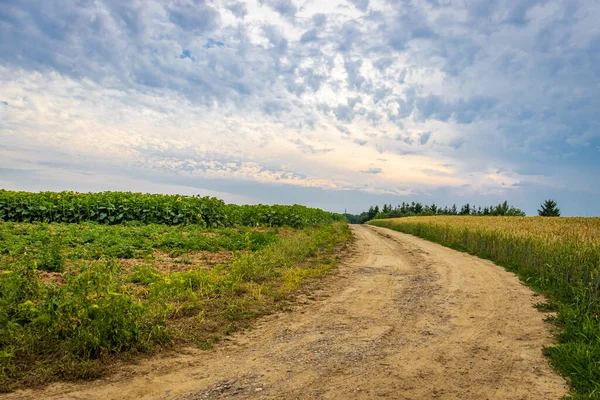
[0,0,599,216]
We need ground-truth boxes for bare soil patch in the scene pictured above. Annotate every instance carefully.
[118,250,237,275]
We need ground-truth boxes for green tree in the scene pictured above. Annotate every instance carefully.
[414,202,423,214]
[430,203,438,214]
[538,199,561,217]
[460,203,471,215]
[494,200,509,216]
[367,206,375,220]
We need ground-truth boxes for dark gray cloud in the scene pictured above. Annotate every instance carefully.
[415,95,498,124]
[336,125,351,136]
[333,104,355,123]
[348,0,369,11]
[312,13,327,27]
[448,137,466,149]
[344,57,365,90]
[300,29,319,43]
[167,1,219,31]
[260,0,297,18]
[337,20,363,53]
[416,96,453,122]
[419,132,432,145]
[395,134,414,145]
[262,99,291,116]
[226,1,248,18]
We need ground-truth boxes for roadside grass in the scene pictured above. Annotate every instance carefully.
[0,221,351,392]
[369,216,600,399]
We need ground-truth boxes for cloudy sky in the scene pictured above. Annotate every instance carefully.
[1,0,599,215]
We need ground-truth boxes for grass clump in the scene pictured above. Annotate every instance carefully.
[0,261,168,391]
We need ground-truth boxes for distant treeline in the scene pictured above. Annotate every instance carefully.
[344,201,525,224]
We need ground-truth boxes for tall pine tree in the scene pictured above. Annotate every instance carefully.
[538,199,561,217]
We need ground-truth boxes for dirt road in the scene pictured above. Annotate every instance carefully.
[7,225,567,399]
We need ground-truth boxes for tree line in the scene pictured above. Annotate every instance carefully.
[344,199,561,224]
[344,200,525,224]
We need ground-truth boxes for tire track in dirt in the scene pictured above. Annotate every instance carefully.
[6,225,567,399]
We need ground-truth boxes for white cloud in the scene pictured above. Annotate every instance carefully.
[0,0,599,215]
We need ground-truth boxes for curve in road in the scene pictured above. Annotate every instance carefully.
[7,225,567,399]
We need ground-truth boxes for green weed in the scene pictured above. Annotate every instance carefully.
[0,221,351,391]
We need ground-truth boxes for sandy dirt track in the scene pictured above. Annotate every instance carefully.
[7,225,567,399]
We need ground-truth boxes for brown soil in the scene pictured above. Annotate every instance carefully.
[37,271,65,286]
[119,250,236,275]
[275,227,294,236]
[0,270,66,286]
[5,225,567,399]
[17,250,237,285]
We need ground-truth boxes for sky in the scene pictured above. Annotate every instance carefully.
[0,0,599,216]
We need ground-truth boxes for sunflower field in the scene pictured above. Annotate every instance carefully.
[0,190,344,228]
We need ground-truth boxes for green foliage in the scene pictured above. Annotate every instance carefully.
[539,199,561,217]
[0,190,344,228]
[126,264,161,285]
[345,200,526,224]
[543,306,600,399]
[0,188,349,391]
[0,220,351,391]
[36,241,66,272]
[0,261,169,390]
[0,223,284,270]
